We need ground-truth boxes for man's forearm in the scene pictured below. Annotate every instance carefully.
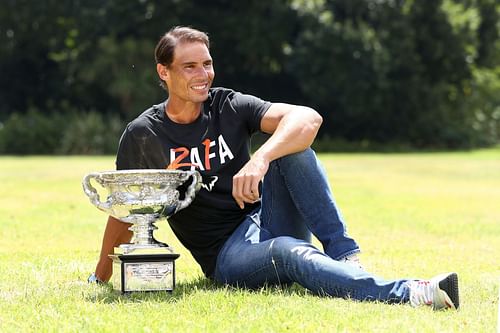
[94,216,133,281]
[255,106,322,164]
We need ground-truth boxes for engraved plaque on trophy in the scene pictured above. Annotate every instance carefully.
[83,169,201,293]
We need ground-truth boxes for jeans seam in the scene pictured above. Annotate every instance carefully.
[262,165,275,229]
[306,272,361,299]
[275,157,314,228]
[221,259,282,287]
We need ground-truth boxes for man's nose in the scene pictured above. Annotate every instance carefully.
[195,66,209,78]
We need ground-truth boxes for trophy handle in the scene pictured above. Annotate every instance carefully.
[82,173,112,213]
[176,171,202,213]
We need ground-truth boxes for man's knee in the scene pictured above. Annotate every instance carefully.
[270,148,324,182]
[278,148,316,166]
[268,236,319,262]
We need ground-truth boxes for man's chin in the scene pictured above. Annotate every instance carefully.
[192,92,209,102]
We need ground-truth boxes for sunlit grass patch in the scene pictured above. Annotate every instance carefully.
[0,151,498,332]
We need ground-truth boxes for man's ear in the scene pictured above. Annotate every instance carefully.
[157,63,168,81]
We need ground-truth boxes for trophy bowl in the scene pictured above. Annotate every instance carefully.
[82,169,201,293]
[82,169,202,220]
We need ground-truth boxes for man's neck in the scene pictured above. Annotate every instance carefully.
[165,98,203,124]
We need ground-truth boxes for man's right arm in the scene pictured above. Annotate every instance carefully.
[94,216,133,282]
[94,125,143,281]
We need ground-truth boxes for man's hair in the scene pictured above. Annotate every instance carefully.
[155,26,210,90]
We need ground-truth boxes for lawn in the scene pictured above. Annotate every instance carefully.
[0,150,499,332]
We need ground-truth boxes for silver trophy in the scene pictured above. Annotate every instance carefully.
[83,169,201,293]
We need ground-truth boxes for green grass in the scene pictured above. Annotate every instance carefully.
[0,150,499,332]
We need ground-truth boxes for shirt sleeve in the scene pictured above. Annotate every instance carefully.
[229,92,272,135]
[115,125,149,170]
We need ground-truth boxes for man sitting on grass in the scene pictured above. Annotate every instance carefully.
[89,26,459,310]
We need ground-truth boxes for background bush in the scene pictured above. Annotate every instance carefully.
[0,0,498,153]
[0,111,124,155]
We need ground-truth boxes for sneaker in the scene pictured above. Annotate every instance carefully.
[407,272,460,310]
[87,272,103,284]
[341,254,364,270]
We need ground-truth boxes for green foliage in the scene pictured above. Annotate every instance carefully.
[0,0,499,152]
[58,111,124,155]
[466,66,500,145]
[476,0,500,67]
[0,110,125,155]
[77,37,164,119]
[0,109,67,154]
[289,0,499,148]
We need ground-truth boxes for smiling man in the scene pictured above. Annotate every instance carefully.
[89,26,459,311]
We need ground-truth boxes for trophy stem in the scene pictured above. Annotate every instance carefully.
[118,214,170,254]
[129,214,163,246]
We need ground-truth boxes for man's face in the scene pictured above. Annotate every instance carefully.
[159,41,215,103]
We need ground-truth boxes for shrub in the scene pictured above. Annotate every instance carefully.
[57,111,124,155]
[0,109,67,154]
[0,110,125,155]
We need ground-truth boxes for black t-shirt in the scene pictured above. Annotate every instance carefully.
[115,87,272,277]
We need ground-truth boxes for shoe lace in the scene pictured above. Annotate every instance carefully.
[408,280,434,307]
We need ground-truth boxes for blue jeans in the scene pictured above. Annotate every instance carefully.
[214,149,410,303]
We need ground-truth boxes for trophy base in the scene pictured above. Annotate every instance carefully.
[109,253,180,294]
[115,244,174,255]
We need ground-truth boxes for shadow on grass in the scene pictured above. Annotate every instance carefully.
[85,276,310,304]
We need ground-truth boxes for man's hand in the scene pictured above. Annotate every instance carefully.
[232,155,270,209]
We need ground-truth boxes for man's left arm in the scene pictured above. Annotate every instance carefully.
[232,103,323,209]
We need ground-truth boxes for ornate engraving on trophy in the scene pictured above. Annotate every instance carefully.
[83,169,201,293]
